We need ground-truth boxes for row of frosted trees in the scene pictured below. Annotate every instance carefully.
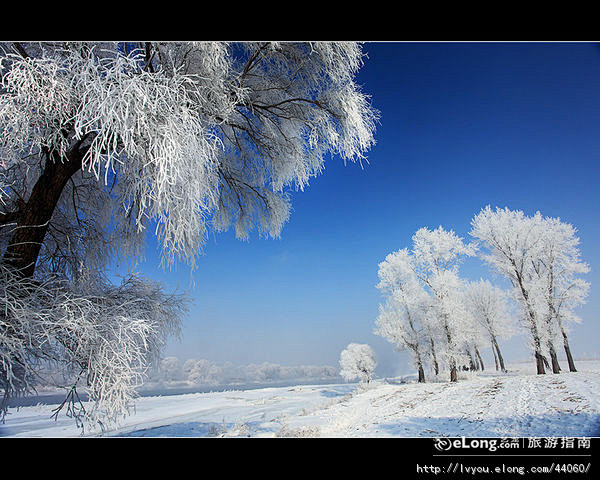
[150,357,339,386]
[375,206,590,383]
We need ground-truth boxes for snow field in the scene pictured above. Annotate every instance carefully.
[1,360,599,438]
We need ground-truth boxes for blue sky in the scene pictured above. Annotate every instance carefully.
[132,42,600,377]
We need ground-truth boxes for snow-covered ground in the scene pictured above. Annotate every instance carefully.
[1,360,599,438]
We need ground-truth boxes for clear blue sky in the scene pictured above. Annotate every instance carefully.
[130,42,600,377]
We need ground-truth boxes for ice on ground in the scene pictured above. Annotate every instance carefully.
[1,360,599,438]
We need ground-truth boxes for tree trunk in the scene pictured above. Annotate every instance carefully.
[513,272,546,374]
[409,316,426,383]
[417,362,425,383]
[443,323,457,382]
[491,339,499,370]
[2,144,84,279]
[474,346,484,371]
[562,333,577,372]
[414,348,426,383]
[449,361,457,382]
[429,336,439,376]
[467,350,476,371]
[536,352,546,374]
[557,317,577,372]
[545,264,570,373]
[532,329,546,375]
[548,342,561,374]
[492,336,506,373]
[442,322,457,382]
[530,322,546,374]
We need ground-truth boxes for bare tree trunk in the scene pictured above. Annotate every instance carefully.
[562,332,577,372]
[443,323,457,382]
[417,362,425,383]
[449,361,457,382]
[414,348,426,383]
[557,316,577,372]
[531,326,546,374]
[474,346,484,371]
[467,350,476,371]
[535,351,547,374]
[408,316,426,383]
[514,273,545,374]
[544,265,569,373]
[492,336,506,373]
[492,340,499,371]
[429,336,439,376]
[2,142,85,279]
[548,342,561,374]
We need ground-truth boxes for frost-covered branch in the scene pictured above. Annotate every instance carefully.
[0,264,186,429]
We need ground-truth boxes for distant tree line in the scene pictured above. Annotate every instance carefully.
[147,357,340,386]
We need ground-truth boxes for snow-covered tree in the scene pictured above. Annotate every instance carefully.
[158,357,184,382]
[0,42,378,427]
[425,268,474,381]
[183,358,222,385]
[339,343,377,384]
[375,249,431,382]
[469,206,589,375]
[463,279,515,372]
[458,299,489,372]
[470,206,549,374]
[411,226,476,382]
[245,362,283,382]
[375,227,475,383]
[530,216,590,372]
